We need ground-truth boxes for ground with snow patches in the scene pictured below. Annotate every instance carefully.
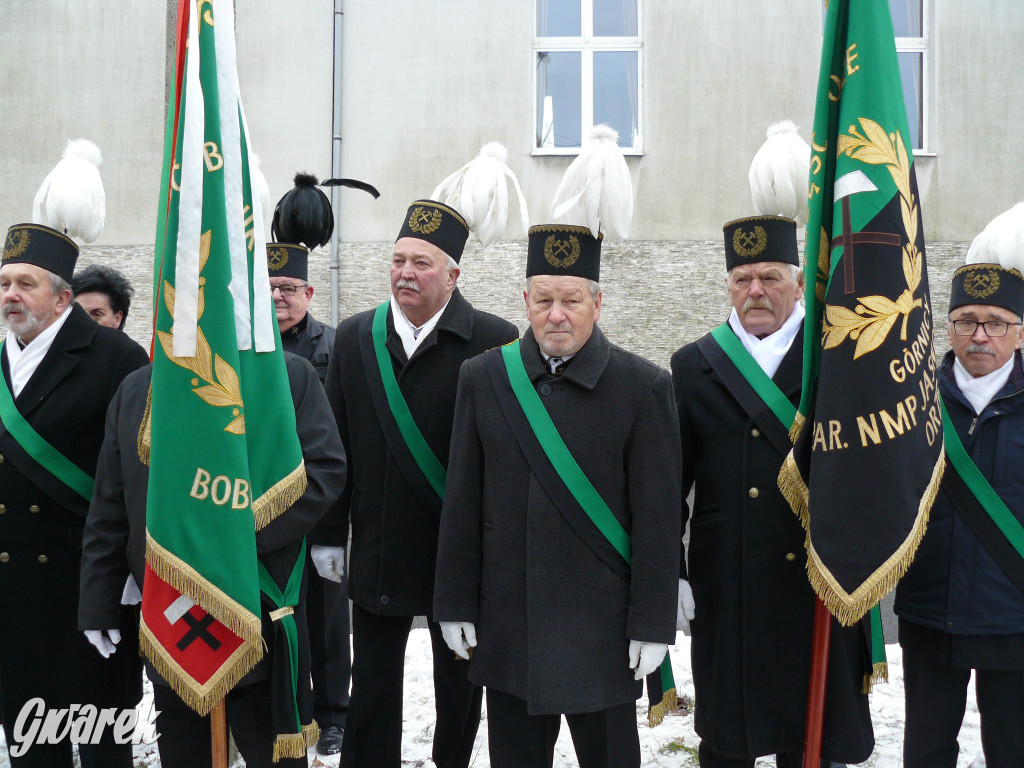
[0,631,985,767]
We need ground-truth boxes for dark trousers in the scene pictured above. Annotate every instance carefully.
[697,742,841,767]
[485,687,639,768]
[306,548,351,729]
[340,604,482,768]
[902,629,1024,768]
[153,681,307,768]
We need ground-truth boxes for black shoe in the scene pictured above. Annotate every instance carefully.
[316,724,344,756]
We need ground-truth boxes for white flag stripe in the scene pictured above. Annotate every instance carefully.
[240,101,276,353]
[172,6,205,357]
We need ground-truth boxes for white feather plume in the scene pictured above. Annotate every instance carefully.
[748,120,811,226]
[249,153,271,222]
[550,125,633,239]
[32,139,106,243]
[431,142,529,248]
[965,202,1024,274]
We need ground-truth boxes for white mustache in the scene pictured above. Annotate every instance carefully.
[742,296,775,312]
[395,279,420,293]
[965,344,995,356]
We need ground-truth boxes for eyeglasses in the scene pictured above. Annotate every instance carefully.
[950,319,1022,337]
[271,283,308,297]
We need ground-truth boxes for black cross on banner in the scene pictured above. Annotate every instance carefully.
[176,612,223,652]
[835,194,902,295]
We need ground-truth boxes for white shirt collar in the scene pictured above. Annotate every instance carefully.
[727,302,805,379]
[390,294,452,360]
[540,350,575,374]
[953,355,1014,415]
[5,306,74,398]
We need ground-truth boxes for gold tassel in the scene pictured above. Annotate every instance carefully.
[252,461,307,531]
[647,686,676,728]
[302,721,320,749]
[137,384,153,466]
[788,410,806,444]
[862,662,889,694]
[272,732,309,762]
[777,451,810,530]
[139,625,261,717]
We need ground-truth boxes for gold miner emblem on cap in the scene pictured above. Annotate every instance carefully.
[733,226,768,259]
[544,234,580,269]
[963,267,1000,300]
[267,247,290,271]
[408,206,442,236]
[3,229,29,262]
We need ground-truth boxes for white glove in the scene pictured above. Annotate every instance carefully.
[628,639,669,681]
[121,574,142,606]
[439,621,477,660]
[310,545,345,583]
[676,578,696,632]
[85,629,122,659]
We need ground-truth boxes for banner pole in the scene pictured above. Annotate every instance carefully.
[802,597,831,768]
[211,699,229,768]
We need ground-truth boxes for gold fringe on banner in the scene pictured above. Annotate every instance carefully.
[863,661,889,694]
[804,451,945,626]
[252,461,307,531]
[647,686,677,727]
[140,623,260,716]
[138,385,154,466]
[777,450,810,530]
[788,410,806,444]
[272,721,319,762]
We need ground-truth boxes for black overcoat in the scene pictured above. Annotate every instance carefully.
[671,325,873,761]
[0,304,149,720]
[433,327,681,715]
[78,354,346,687]
[324,289,518,616]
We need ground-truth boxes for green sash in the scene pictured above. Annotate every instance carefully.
[710,323,797,429]
[501,342,630,560]
[941,398,1024,560]
[371,302,446,498]
[0,340,94,500]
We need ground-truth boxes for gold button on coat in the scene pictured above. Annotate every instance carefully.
[786,552,797,562]
[29,505,40,514]
[37,555,48,564]
[748,487,759,498]
[0,504,6,514]
[0,553,9,563]
[751,428,761,437]
[0,453,5,462]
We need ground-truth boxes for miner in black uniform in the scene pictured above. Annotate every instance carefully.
[0,222,149,767]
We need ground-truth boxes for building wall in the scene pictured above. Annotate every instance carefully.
[1,1,1021,246]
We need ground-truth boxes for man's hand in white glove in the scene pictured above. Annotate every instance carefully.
[628,639,669,681]
[439,621,477,660]
[310,545,345,583]
[677,578,696,632]
[85,629,122,659]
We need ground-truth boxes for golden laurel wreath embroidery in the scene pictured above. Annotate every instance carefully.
[732,226,768,259]
[2,229,29,262]
[156,231,246,435]
[544,235,581,269]
[962,267,1000,300]
[822,118,924,359]
[267,247,289,272]
[408,206,442,235]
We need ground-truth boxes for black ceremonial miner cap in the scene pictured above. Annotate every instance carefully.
[525,225,602,282]
[396,200,469,263]
[2,223,79,283]
[722,215,799,272]
[266,243,309,282]
[949,263,1024,317]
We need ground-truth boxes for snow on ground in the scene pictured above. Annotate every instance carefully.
[0,630,985,767]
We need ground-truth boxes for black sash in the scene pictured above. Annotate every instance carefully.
[483,348,629,581]
[357,312,442,513]
[696,333,794,455]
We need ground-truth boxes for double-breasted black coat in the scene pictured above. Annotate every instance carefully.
[433,327,682,715]
[0,304,149,729]
[324,289,518,616]
[78,354,347,689]
[671,325,873,761]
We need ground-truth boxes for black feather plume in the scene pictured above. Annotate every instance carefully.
[321,178,381,199]
[271,172,334,249]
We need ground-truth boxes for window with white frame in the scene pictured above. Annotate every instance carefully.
[534,0,642,153]
[891,0,930,152]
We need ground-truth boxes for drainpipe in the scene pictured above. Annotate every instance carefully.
[329,0,344,326]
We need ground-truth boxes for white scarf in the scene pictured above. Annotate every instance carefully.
[390,294,451,360]
[953,356,1014,415]
[4,307,73,397]
[727,302,805,379]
